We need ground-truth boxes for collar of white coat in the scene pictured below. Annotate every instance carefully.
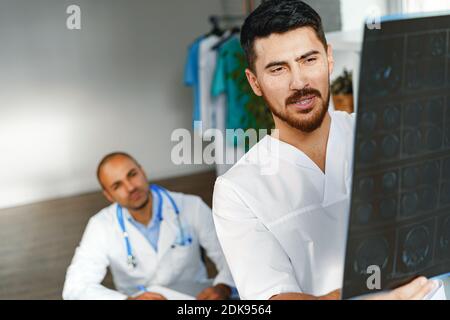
[262,111,354,206]
[118,193,180,259]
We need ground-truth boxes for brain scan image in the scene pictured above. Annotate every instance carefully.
[359,139,377,163]
[446,126,450,148]
[407,32,446,59]
[401,225,432,271]
[418,186,438,211]
[444,157,450,179]
[362,38,403,97]
[343,14,450,299]
[403,129,422,155]
[381,134,400,159]
[424,126,443,151]
[402,192,420,217]
[425,97,444,124]
[422,161,440,185]
[358,176,374,199]
[440,182,450,205]
[379,198,397,220]
[356,203,373,225]
[438,216,450,259]
[382,171,398,193]
[402,166,419,188]
[383,105,401,129]
[404,101,423,127]
[354,237,390,275]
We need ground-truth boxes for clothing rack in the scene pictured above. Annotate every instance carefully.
[208,0,256,28]
[208,14,247,27]
[208,14,246,38]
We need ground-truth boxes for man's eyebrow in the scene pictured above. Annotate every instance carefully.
[296,50,320,61]
[110,181,121,189]
[109,168,138,188]
[264,50,320,70]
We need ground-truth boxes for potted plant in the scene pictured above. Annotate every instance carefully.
[331,69,354,113]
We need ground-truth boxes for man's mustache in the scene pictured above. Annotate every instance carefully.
[285,88,322,105]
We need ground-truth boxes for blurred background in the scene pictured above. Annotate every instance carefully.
[0,0,449,299]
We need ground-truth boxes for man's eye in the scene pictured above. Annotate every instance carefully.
[305,57,317,64]
[271,67,283,73]
[129,171,138,177]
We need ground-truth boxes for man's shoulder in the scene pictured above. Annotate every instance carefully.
[163,190,207,214]
[220,138,273,182]
[162,189,199,202]
[330,110,356,129]
[215,138,277,202]
[89,203,116,226]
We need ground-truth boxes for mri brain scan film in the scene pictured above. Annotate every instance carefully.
[342,13,450,299]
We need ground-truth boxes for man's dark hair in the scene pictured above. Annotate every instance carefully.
[240,0,327,71]
[96,152,141,189]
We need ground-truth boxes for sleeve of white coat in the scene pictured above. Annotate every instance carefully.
[192,196,235,288]
[62,216,127,300]
[212,177,301,300]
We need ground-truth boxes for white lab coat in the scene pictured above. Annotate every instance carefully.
[63,191,234,300]
[213,111,355,300]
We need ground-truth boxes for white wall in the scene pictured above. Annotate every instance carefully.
[340,0,388,31]
[0,0,223,209]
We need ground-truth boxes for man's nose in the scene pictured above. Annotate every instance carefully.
[123,180,135,192]
[289,66,308,91]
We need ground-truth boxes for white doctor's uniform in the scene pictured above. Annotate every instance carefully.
[213,111,355,300]
[63,191,234,300]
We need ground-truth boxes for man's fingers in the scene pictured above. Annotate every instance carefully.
[197,288,224,300]
[196,294,206,300]
[196,290,209,300]
[322,289,341,300]
[391,277,428,300]
[206,293,221,300]
[143,292,167,300]
[409,280,437,300]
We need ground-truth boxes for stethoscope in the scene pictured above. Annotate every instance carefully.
[116,184,192,268]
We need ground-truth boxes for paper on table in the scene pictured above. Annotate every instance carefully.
[423,280,446,300]
[147,285,196,300]
[350,279,447,300]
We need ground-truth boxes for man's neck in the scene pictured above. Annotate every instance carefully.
[128,193,153,226]
[274,113,331,173]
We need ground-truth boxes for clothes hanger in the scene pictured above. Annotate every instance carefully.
[211,27,240,51]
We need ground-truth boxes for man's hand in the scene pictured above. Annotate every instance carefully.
[365,277,437,300]
[127,292,167,300]
[196,284,232,300]
[318,289,341,300]
[270,289,341,300]
[270,277,437,300]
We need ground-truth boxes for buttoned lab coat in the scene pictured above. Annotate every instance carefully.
[213,111,355,300]
[63,192,234,299]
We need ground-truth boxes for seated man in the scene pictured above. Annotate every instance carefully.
[63,152,234,300]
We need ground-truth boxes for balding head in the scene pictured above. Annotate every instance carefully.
[96,152,140,189]
[96,152,150,210]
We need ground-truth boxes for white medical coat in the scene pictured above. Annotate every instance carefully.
[213,111,355,300]
[63,191,234,300]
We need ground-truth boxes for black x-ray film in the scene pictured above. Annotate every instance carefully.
[342,13,450,299]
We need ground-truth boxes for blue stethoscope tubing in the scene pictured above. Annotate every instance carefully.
[116,184,192,268]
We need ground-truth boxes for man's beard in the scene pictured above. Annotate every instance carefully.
[264,86,330,133]
[128,190,150,211]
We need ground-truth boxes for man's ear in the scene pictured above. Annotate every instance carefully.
[327,44,335,76]
[245,68,263,97]
[103,189,114,203]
